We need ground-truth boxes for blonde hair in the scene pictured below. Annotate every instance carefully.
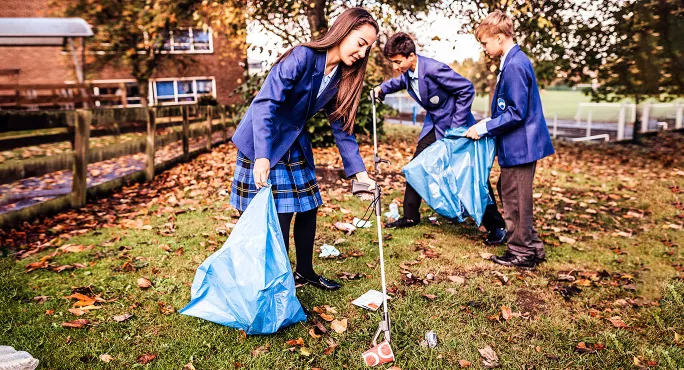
[474,10,514,41]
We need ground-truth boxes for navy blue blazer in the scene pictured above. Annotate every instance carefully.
[486,45,555,167]
[379,55,476,141]
[231,46,366,177]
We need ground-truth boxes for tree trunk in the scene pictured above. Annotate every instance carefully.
[306,0,329,40]
[487,76,496,114]
[138,79,150,107]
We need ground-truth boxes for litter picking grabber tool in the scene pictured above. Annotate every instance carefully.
[353,89,394,366]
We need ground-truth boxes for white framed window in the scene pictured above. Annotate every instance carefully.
[159,28,213,54]
[151,76,216,105]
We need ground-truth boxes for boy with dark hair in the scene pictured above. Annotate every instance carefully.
[374,32,506,246]
[465,10,555,269]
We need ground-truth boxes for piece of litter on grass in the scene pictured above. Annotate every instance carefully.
[318,244,340,258]
[425,330,438,348]
[492,271,509,285]
[0,346,39,370]
[428,216,440,225]
[559,235,577,244]
[353,217,372,228]
[352,290,390,311]
[334,222,357,234]
[384,203,400,220]
[479,346,500,368]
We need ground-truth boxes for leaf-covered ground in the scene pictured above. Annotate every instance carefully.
[1,125,682,369]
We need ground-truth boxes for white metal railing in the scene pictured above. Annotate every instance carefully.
[568,134,610,142]
[574,102,682,141]
[383,94,424,115]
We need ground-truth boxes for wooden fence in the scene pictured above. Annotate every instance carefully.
[0,82,138,110]
[0,104,239,228]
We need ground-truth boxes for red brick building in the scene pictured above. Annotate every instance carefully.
[0,0,247,106]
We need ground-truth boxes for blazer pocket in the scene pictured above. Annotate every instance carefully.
[501,128,528,158]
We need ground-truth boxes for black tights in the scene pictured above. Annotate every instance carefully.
[277,208,317,280]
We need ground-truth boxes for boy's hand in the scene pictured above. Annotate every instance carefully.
[372,86,385,102]
[465,125,481,140]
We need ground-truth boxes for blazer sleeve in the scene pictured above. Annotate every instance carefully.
[485,62,530,136]
[432,64,475,128]
[379,76,407,95]
[251,46,308,160]
[326,101,367,177]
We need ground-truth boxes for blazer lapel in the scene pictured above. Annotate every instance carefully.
[406,71,421,106]
[499,45,520,76]
[417,56,428,106]
[307,50,326,117]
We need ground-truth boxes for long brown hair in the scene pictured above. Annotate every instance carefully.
[274,7,379,134]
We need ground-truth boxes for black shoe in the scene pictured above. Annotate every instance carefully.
[491,252,537,270]
[536,253,547,264]
[294,271,342,291]
[385,217,419,229]
[485,228,507,245]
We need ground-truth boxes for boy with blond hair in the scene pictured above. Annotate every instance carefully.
[465,10,555,270]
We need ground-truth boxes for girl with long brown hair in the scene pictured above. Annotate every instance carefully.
[230,8,379,290]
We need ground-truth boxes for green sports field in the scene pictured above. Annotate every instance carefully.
[473,90,683,123]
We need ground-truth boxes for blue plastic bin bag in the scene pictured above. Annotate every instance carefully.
[179,185,306,334]
[402,127,497,226]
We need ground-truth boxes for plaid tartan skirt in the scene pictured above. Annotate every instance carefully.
[230,144,322,213]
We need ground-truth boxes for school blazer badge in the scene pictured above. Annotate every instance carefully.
[497,98,506,111]
[429,95,439,105]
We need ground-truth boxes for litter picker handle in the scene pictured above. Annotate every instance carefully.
[368,90,390,174]
[351,180,373,196]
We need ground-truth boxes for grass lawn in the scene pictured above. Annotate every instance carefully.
[1,124,683,369]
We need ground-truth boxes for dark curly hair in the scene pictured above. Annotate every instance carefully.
[383,32,416,58]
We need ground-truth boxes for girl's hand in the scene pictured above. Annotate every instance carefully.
[355,171,376,190]
[253,158,271,189]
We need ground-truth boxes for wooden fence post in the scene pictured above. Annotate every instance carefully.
[220,105,228,143]
[146,107,156,181]
[182,105,190,162]
[72,109,91,208]
[119,82,127,107]
[206,106,213,151]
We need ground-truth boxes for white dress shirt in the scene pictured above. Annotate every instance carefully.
[407,60,421,102]
[317,51,339,98]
